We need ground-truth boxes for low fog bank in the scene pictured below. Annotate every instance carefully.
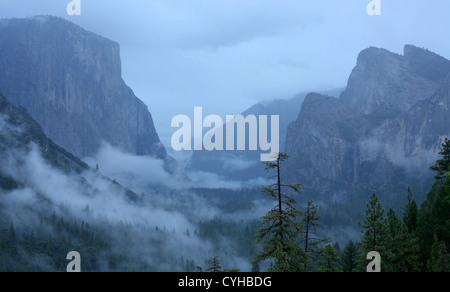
[83,143,365,248]
[86,144,269,190]
[0,138,273,271]
[0,118,364,271]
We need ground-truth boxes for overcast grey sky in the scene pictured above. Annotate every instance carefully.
[1,0,449,145]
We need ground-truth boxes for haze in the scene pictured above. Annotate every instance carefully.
[1,0,449,145]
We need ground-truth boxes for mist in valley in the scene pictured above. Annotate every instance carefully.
[0,1,449,273]
[0,118,276,271]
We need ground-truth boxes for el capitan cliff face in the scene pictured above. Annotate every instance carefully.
[0,16,166,159]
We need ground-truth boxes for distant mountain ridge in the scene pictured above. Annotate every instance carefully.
[340,45,450,115]
[0,16,166,160]
[188,88,342,181]
[285,45,450,203]
[0,92,88,175]
[0,93,138,196]
[0,91,139,200]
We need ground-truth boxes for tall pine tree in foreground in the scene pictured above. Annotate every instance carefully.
[358,191,390,272]
[416,142,450,271]
[301,200,325,271]
[316,244,342,272]
[252,153,307,272]
[427,234,449,272]
[384,208,401,272]
[417,172,450,269]
[402,187,419,235]
[430,138,450,180]
[387,190,421,272]
[390,224,421,272]
[342,241,359,272]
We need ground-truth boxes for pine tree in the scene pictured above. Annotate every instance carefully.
[387,209,402,237]
[417,139,450,268]
[430,138,450,180]
[333,242,341,254]
[316,244,342,272]
[252,153,307,272]
[358,191,390,272]
[391,224,421,272]
[342,241,359,272]
[251,261,260,272]
[427,234,449,272]
[417,171,450,268]
[431,173,450,249]
[384,208,402,272]
[402,187,419,234]
[301,200,324,270]
[206,257,223,272]
[417,187,437,268]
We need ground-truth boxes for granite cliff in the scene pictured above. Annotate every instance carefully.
[0,16,166,159]
[340,45,450,115]
[285,45,450,202]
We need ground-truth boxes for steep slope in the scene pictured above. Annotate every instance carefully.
[285,93,376,194]
[243,92,307,152]
[0,92,138,200]
[187,89,342,181]
[242,88,343,152]
[359,73,450,172]
[340,45,450,115]
[187,92,308,181]
[0,92,88,176]
[404,45,450,83]
[0,16,165,159]
[285,45,450,203]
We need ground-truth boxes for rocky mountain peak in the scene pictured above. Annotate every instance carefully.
[0,16,166,159]
[0,92,89,173]
[284,45,450,202]
[355,46,402,69]
[404,45,450,83]
[340,45,448,116]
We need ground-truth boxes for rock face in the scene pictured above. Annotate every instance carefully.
[187,89,342,181]
[0,16,166,159]
[0,92,88,174]
[285,93,375,193]
[340,45,450,115]
[0,91,140,204]
[285,45,450,200]
[361,74,450,171]
[188,92,309,180]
